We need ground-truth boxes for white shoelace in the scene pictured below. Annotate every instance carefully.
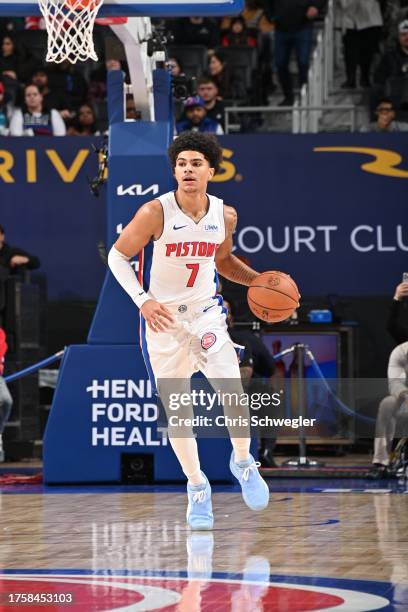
[192,489,206,503]
[241,461,261,482]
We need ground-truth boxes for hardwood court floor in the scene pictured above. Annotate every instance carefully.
[0,479,407,610]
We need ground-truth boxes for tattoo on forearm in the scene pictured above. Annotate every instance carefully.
[219,255,258,286]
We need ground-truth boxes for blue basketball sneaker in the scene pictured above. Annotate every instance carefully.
[186,472,214,530]
[230,452,270,511]
[186,532,214,579]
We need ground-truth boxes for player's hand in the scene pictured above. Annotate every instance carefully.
[140,300,175,332]
[280,271,302,302]
[394,283,408,301]
[10,255,29,267]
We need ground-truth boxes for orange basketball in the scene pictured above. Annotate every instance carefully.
[65,0,97,10]
[247,271,300,323]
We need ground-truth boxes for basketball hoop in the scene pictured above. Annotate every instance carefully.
[38,0,104,63]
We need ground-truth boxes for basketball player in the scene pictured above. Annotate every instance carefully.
[108,132,275,530]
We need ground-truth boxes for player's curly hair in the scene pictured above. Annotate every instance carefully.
[167,132,222,174]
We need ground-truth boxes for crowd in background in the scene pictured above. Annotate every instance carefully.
[0,0,408,136]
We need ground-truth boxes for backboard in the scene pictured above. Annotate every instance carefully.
[0,0,244,17]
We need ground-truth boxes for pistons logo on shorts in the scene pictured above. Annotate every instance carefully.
[201,332,217,350]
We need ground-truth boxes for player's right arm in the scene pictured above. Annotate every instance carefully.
[108,200,175,333]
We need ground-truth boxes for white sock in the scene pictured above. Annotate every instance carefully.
[169,436,205,486]
[231,439,251,464]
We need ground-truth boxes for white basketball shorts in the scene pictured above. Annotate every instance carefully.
[140,294,241,386]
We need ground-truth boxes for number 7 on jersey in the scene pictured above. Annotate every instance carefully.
[186,264,199,287]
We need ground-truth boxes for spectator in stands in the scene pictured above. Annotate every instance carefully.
[48,60,88,111]
[172,17,220,50]
[368,279,408,478]
[221,16,258,47]
[0,224,40,273]
[372,19,408,100]
[167,58,188,121]
[67,103,101,136]
[234,0,277,103]
[0,34,25,104]
[176,95,224,134]
[0,80,12,135]
[221,0,273,37]
[0,328,12,463]
[9,83,66,136]
[0,34,21,82]
[361,97,408,131]
[126,96,142,120]
[339,0,383,88]
[197,76,226,130]
[266,0,327,106]
[388,278,408,345]
[31,67,72,121]
[167,57,185,78]
[208,51,246,100]
[383,1,408,48]
[369,340,408,478]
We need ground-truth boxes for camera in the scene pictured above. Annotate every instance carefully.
[145,25,174,57]
[171,75,197,101]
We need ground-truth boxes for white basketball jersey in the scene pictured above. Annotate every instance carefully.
[147,191,226,306]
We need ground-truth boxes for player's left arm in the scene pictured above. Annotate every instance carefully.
[215,205,259,286]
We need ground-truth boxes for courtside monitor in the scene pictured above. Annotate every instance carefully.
[0,0,244,17]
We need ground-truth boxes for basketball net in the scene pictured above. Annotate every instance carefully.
[38,0,104,63]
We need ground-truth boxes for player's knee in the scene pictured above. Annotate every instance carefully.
[378,395,398,417]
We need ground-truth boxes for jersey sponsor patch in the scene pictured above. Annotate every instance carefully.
[201,332,217,350]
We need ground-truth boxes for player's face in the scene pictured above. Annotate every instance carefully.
[174,151,214,193]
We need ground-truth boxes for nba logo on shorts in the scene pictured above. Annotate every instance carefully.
[201,332,216,350]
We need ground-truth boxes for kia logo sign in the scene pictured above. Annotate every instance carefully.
[117,184,160,196]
